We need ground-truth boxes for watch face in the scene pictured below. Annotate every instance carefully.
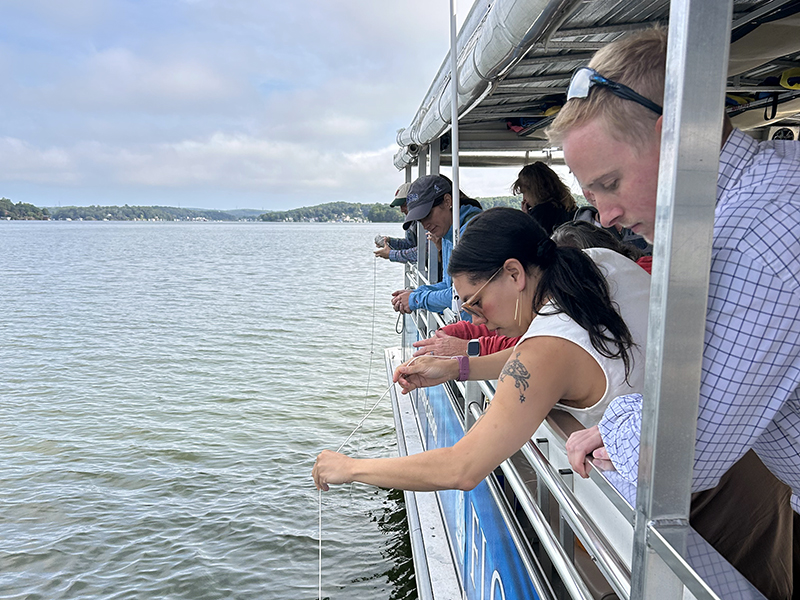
[468,340,480,356]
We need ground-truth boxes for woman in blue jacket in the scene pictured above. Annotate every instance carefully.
[391,175,482,315]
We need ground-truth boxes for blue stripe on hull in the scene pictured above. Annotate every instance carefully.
[418,383,541,600]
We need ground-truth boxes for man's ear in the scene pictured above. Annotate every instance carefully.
[655,115,663,140]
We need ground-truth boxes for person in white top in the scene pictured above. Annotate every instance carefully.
[313,207,649,493]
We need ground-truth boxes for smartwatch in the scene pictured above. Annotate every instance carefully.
[467,338,481,357]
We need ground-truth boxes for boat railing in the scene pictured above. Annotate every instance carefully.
[391,0,794,597]
[401,258,765,600]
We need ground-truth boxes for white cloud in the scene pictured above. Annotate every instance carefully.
[0,137,79,184]
[0,0,487,209]
[0,133,399,202]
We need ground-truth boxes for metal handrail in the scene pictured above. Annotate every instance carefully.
[493,448,595,600]
[469,403,632,600]
[519,442,632,600]
[482,469,559,599]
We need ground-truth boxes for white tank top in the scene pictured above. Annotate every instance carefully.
[515,247,650,428]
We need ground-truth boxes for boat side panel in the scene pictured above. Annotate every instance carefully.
[421,383,543,600]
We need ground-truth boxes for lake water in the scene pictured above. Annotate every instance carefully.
[0,221,414,600]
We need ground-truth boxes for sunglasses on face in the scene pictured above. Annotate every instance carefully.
[567,67,663,116]
[459,266,504,319]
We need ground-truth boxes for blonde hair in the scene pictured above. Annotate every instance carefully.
[547,28,667,148]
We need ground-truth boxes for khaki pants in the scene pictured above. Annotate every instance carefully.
[690,450,795,600]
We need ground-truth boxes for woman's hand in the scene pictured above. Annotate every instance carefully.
[393,356,458,393]
[426,231,442,251]
[313,449,355,491]
[391,289,413,314]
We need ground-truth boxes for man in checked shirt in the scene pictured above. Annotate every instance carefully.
[548,28,800,598]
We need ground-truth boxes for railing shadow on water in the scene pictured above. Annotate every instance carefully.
[354,487,418,600]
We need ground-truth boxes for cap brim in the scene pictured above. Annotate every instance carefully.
[390,198,406,207]
[403,200,434,229]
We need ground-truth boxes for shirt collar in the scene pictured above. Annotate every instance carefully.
[717,128,759,200]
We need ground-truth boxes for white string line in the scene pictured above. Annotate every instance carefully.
[317,376,394,598]
[337,383,393,454]
[354,255,380,459]
[365,254,378,399]
[319,249,387,598]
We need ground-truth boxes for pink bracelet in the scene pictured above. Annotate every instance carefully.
[455,355,469,381]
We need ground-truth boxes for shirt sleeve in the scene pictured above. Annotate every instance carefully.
[480,335,520,355]
[387,230,416,250]
[598,393,643,484]
[389,247,417,263]
[440,321,493,339]
[408,280,453,313]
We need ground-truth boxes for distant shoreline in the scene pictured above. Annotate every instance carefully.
[1,196,521,222]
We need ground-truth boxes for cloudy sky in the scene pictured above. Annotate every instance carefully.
[0,0,530,211]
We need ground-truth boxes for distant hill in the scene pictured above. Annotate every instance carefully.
[0,195,548,222]
[47,205,241,222]
[1,197,50,220]
[257,196,523,223]
[226,208,268,218]
[475,196,521,209]
[258,201,404,223]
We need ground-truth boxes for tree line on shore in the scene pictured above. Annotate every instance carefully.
[0,196,522,222]
[1,198,50,220]
[258,197,522,222]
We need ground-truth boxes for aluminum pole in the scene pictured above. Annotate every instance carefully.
[633,1,732,597]
[449,0,460,246]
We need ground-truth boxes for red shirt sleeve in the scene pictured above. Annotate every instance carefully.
[440,320,494,340]
[480,335,521,355]
[636,256,652,274]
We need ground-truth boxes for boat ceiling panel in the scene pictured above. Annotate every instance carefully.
[395,0,800,169]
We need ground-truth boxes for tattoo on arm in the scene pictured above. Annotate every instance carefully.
[500,353,531,403]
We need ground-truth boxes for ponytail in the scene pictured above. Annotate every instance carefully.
[450,207,634,377]
[533,243,634,377]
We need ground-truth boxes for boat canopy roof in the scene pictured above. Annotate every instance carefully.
[394,0,800,170]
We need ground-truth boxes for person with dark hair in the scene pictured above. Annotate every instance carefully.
[552,220,651,273]
[391,174,482,315]
[411,219,652,359]
[512,161,577,234]
[572,204,652,255]
[313,207,649,493]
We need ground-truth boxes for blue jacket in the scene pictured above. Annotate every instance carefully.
[408,204,482,313]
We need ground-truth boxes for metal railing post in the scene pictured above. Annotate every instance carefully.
[418,145,428,178]
[430,138,441,175]
[449,0,461,248]
[633,1,733,597]
[464,380,483,430]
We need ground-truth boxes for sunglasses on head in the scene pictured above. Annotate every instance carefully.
[567,67,663,116]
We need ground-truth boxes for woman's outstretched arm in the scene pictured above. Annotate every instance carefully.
[313,337,601,492]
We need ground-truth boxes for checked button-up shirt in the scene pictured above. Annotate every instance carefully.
[599,128,800,510]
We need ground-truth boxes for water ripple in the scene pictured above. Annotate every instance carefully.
[0,221,414,599]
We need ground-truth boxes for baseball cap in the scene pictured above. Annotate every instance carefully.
[390,182,412,207]
[403,175,452,230]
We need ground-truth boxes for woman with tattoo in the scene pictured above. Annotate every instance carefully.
[313,207,649,493]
